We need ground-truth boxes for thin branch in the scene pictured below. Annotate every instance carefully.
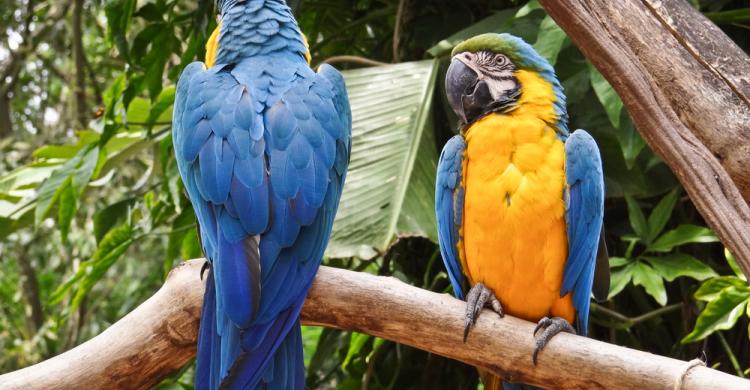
[392,0,408,62]
[717,331,745,378]
[591,302,683,329]
[0,260,747,390]
[83,54,103,106]
[319,55,389,67]
[136,223,197,238]
[125,121,172,127]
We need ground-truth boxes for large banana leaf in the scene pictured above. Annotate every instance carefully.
[326,59,440,259]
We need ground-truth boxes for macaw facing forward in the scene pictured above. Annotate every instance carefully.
[436,33,609,389]
[172,1,351,389]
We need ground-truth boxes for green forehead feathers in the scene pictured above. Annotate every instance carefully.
[451,33,538,70]
[450,32,567,131]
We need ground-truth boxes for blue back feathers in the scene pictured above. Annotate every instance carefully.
[561,129,604,336]
[217,0,308,65]
[435,135,467,300]
[173,1,351,388]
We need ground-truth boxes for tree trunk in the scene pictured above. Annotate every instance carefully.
[15,245,44,332]
[0,93,12,137]
[538,0,750,275]
[72,0,87,128]
[0,261,748,390]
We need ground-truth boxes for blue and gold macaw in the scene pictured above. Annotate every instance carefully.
[436,33,609,389]
[172,1,351,388]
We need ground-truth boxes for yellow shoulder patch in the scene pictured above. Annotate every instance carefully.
[205,22,221,68]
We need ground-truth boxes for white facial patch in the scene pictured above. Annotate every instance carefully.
[485,74,517,100]
[462,51,518,100]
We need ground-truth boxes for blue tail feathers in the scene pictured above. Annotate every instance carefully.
[196,270,218,390]
[196,267,307,390]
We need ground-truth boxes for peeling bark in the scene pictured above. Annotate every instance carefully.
[539,0,750,275]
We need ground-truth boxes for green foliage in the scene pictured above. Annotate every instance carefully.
[588,65,623,130]
[49,223,136,309]
[608,189,718,305]
[1,0,749,386]
[683,251,750,344]
[34,145,98,225]
[533,15,566,65]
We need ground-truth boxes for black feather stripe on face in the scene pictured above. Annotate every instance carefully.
[485,74,516,82]
[475,51,515,73]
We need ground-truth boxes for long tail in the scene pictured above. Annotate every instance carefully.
[251,320,304,389]
[223,306,304,390]
[196,270,220,390]
[195,271,306,390]
[479,370,543,390]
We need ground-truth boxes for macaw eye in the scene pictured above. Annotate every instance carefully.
[494,55,506,65]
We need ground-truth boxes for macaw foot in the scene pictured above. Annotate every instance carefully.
[463,283,504,342]
[200,260,211,280]
[532,316,575,365]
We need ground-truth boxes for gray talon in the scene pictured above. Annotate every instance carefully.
[532,316,575,365]
[463,283,504,342]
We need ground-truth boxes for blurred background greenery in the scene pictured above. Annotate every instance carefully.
[1,0,749,388]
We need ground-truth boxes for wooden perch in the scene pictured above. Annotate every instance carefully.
[538,0,750,275]
[1,260,748,389]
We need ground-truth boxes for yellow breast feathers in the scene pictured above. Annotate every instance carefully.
[459,70,575,323]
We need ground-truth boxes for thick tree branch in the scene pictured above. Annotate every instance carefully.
[540,0,750,275]
[537,0,750,276]
[0,260,747,389]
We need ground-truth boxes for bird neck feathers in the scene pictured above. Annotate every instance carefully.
[465,70,568,139]
[213,0,308,65]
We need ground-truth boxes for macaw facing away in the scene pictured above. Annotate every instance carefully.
[172,0,351,388]
[436,33,609,389]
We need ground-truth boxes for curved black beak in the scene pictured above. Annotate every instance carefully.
[446,58,475,125]
[446,57,494,126]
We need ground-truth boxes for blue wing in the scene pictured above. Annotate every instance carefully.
[173,59,350,389]
[435,135,468,300]
[560,129,605,336]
